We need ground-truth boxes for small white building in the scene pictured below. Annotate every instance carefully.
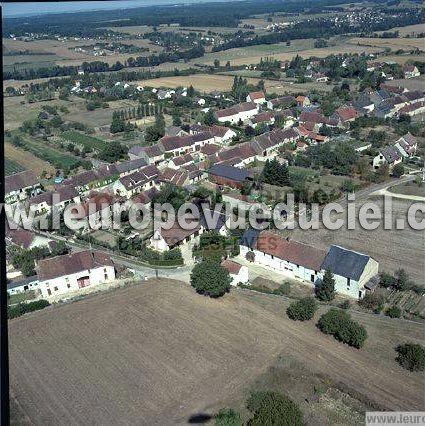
[150,222,205,252]
[221,259,249,286]
[372,146,403,170]
[246,91,266,104]
[37,250,116,298]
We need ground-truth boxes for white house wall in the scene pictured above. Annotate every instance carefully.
[38,265,116,298]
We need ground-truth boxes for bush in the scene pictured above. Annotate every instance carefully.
[246,391,303,426]
[274,282,291,296]
[395,343,425,372]
[317,309,367,349]
[287,297,318,321]
[339,300,351,309]
[386,306,402,318]
[379,272,395,288]
[8,300,50,319]
[215,408,242,426]
[359,293,385,313]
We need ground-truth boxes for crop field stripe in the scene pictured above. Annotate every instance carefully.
[61,130,106,151]
[5,159,25,176]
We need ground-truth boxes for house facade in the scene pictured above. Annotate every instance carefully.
[37,250,116,298]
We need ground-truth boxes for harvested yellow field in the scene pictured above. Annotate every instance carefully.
[382,23,425,36]
[349,37,425,51]
[139,74,260,92]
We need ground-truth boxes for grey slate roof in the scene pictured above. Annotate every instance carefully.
[208,164,252,182]
[240,228,260,249]
[321,245,370,281]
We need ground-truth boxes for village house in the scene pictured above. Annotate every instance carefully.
[373,146,403,170]
[296,95,310,108]
[403,65,420,79]
[150,221,204,252]
[321,245,379,299]
[248,111,275,128]
[394,133,417,157]
[207,164,254,189]
[36,250,116,298]
[221,259,249,286]
[6,226,52,251]
[128,144,165,165]
[158,167,190,187]
[5,170,41,204]
[215,102,258,124]
[112,165,159,198]
[332,106,358,124]
[190,124,236,144]
[398,101,425,117]
[246,91,266,104]
[130,187,159,210]
[168,153,195,169]
[267,96,296,110]
[158,131,216,156]
[7,276,40,296]
[29,185,81,215]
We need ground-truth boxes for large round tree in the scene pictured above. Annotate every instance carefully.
[190,259,231,298]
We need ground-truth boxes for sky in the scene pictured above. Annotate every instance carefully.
[2,0,232,17]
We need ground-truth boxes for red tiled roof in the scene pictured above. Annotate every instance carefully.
[221,259,242,274]
[248,91,265,100]
[37,250,114,282]
[255,231,327,271]
[5,170,38,194]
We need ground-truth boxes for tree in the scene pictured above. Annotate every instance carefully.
[203,109,218,126]
[246,391,303,426]
[394,268,412,291]
[98,141,127,162]
[359,293,384,313]
[379,272,395,288]
[316,269,335,301]
[214,59,220,68]
[392,163,404,178]
[317,309,367,349]
[215,409,242,426]
[396,343,425,372]
[287,297,317,321]
[190,259,231,297]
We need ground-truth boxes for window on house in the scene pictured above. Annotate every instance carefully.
[54,286,58,291]
[67,284,71,288]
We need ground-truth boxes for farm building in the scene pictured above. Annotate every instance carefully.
[36,250,116,298]
[321,245,379,299]
[150,221,204,252]
[240,230,379,299]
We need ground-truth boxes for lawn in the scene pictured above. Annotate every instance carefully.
[388,181,425,197]
[61,130,107,152]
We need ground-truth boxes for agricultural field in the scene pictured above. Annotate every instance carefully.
[7,133,81,170]
[193,40,385,67]
[5,142,55,176]
[349,37,425,51]
[9,279,425,424]
[378,22,425,36]
[61,130,107,152]
[385,74,425,91]
[4,158,25,176]
[139,73,261,92]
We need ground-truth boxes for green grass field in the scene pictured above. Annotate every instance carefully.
[5,158,25,176]
[61,130,106,152]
